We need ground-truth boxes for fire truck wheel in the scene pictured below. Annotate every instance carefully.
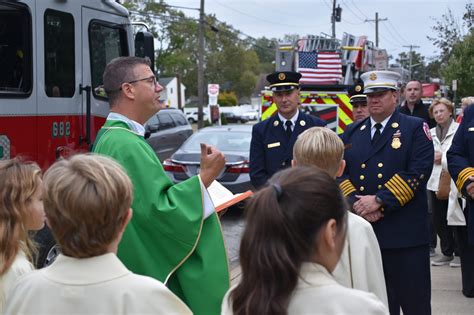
[33,225,61,268]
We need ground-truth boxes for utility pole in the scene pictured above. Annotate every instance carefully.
[403,44,420,80]
[331,0,342,38]
[197,0,205,129]
[331,0,336,38]
[364,12,387,47]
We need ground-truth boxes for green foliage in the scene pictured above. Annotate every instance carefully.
[396,51,427,81]
[441,29,474,97]
[220,112,228,125]
[123,1,269,101]
[427,3,474,63]
[218,91,238,106]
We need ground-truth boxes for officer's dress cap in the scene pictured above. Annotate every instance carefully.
[348,80,367,104]
[361,71,401,94]
[267,71,302,92]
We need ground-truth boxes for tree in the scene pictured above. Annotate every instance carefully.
[441,29,474,97]
[395,51,427,82]
[427,3,474,63]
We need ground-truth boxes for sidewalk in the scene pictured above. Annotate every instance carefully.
[230,262,474,314]
[431,261,474,314]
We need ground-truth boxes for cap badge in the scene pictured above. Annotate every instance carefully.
[300,120,306,126]
[273,120,279,127]
[391,122,399,128]
[355,85,362,92]
[369,73,377,81]
[278,73,286,81]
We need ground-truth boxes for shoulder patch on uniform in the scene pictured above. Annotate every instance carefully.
[423,122,432,141]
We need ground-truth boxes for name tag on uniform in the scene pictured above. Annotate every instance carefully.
[469,127,474,132]
[267,142,280,148]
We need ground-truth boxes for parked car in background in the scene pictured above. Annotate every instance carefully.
[145,108,193,161]
[241,111,259,121]
[163,125,253,194]
[222,112,249,123]
[186,111,209,123]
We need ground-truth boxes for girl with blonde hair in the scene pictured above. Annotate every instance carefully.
[0,158,45,310]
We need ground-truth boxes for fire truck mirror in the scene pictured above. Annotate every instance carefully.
[135,32,155,73]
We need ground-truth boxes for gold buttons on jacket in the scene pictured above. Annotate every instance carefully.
[378,163,383,168]
[360,186,365,191]
[378,185,382,189]
[361,164,366,168]
[378,173,383,179]
[360,175,365,180]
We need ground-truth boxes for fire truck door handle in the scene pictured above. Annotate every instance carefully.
[79,84,92,148]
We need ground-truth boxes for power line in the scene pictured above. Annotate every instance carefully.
[386,20,409,45]
[340,0,366,22]
[348,0,369,20]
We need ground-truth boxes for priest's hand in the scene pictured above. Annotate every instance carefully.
[200,143,226,187]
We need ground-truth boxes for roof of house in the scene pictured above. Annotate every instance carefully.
[158,77,174,86]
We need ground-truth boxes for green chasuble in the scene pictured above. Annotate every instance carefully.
[93,120,230,315]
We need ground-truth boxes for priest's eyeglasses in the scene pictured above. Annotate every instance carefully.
[120,75,158,90]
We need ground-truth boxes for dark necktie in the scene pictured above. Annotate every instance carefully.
[285,120,293,138]
[372,123,382,144]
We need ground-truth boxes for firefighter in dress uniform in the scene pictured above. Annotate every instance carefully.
[447,104,474,298]
[339,70,434,315]
[249,71,326,189]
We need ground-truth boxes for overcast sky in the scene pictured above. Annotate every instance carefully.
[165,0,470,62]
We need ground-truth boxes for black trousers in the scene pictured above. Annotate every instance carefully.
[428,191,459,256]
[426,192,437,249]
[381,245,431,315]
[457,202,474,297]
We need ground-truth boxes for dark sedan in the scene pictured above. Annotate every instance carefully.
[163,125,253,194]
[222,112,249,124]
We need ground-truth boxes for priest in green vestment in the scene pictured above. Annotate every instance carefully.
[92,56,230,315]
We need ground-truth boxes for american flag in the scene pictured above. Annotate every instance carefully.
[297,51,343,85]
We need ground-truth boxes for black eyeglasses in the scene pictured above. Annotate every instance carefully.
[119,75,157,90]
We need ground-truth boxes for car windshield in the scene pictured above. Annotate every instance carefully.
[182,131,251,152]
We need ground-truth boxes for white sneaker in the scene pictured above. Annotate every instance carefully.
[431,255,454,266]
[449,256,461,268]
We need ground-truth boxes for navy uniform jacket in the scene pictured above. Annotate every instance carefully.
[339,111,434,249]
[250,111,326,188]
[447,105,474,244]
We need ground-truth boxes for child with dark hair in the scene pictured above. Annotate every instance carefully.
[222,166,388,315]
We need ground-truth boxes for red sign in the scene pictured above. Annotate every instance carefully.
[208,84,219,96]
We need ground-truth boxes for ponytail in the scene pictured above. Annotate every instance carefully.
[230,166,347,315]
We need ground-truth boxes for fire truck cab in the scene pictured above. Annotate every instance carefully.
[0,0,154,168]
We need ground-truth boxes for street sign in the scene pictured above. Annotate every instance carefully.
[208,84,219,96]
[452,79,457,91]
[209,95,218,105]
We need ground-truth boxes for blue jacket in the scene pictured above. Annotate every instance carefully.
[339,111,434,249]
[447,105,474,244]
[249,111,326,188]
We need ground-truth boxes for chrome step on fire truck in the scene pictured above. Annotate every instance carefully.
[261,33,388,133]
[0,0,154,168]
[0,0,154,267]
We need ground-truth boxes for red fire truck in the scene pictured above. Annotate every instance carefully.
[0,0,154,168]
[261,34,385,133]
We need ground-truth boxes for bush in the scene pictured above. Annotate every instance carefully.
[220,112,228,125]
[218,91,238,106]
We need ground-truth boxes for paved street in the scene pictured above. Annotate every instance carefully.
[221,213,474,314]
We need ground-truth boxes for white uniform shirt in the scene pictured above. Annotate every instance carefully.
[5,253,192,315]
[333,212,388,307]
[0,250,34,313]
[222,262,388,315]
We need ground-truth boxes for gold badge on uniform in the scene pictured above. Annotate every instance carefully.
[391,122,399,128]
[355,85,362,92]
[369,72,377,81]
[392,129,402,149]
[273,120,279,127]
[360,125,367,131]
[300,120,306,126]
[278,73,286,81]
[391,138,401,149]
[469,127,474,132]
